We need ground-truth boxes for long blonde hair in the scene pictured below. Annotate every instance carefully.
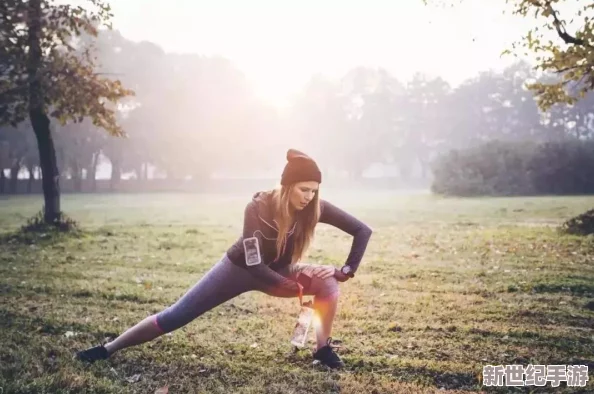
[272,184,320,264]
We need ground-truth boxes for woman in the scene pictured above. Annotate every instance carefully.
[76,149,373,369]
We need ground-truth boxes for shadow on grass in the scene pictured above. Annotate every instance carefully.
[0,309,91,336]
[530,282,594,297]
[511,309,594,330]
[344,358,480,391]
[2,306,592,393]
[465,326,594,366]
[0,226,85,249]
[0,308,472,392]
[72,288,163,305]
[2,281,164,306]
[0,309,124,348]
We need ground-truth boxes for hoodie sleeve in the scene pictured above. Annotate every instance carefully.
[319,200,373,273]
[242,201,301,296]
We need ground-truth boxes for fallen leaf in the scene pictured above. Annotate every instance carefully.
[126,374,141,383]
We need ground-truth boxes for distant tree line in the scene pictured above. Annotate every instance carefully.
[2,29,594,195]
[431,140,594,196]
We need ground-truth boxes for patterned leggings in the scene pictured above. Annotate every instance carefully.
[154,254,340,333]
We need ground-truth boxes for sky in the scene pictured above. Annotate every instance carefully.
[105,0,537,107]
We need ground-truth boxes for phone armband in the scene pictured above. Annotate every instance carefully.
[243,236,262,266]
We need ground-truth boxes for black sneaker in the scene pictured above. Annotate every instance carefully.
[76,344,110,363]
[313,337,344,369]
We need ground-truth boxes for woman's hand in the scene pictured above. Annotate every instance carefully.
[304,264,336,280]
[333,270,350,282]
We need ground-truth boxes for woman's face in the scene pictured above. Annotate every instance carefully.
[289,181,319,211]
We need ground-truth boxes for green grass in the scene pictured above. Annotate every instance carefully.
[1,191,593,393]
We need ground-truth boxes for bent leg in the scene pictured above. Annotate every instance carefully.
[105,256,254,355]
[261,263,340,350]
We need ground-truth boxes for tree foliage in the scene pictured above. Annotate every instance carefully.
[0,0,133,134]
[423,0,594,111]
[431,139,594,196]
[504,0,594,111]
[0,0,133,225]
[3,2,594,196]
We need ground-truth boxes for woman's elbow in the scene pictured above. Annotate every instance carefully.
[360,224,373,238]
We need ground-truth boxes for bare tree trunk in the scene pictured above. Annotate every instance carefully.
[27,165,35,193]
[137,163,147,181]
[90,152,99,192]
[71,160,82,193]
[9,163,20,194]
[32,113,60,219]
[0,142,7,195]
[110,159,121,191]
[28,0,61,223]
[0,170,5,194]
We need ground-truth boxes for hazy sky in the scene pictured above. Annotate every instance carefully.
[106,0,533,106]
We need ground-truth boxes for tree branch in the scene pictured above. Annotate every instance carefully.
[546,1,593,48]
[0,69,122,99]
[555,65,582,74]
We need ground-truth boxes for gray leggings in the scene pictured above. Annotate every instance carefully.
[153,254,340,333]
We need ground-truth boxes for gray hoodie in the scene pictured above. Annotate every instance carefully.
[225,190,373,296]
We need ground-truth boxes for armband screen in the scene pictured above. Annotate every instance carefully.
[243,237,262,266]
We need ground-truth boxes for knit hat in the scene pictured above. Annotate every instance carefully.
[280,149,322,185]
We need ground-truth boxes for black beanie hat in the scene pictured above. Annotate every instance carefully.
[280,149,322,185]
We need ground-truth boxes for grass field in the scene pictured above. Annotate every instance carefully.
[1,190,593,393]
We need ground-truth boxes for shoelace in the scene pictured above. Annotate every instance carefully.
[326,337,341,350]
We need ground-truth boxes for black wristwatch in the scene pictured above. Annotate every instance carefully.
[340,265,354,278]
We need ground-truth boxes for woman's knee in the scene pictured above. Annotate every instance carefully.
[310,275,340,299]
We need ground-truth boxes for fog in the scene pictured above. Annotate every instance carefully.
[1,0,592,193]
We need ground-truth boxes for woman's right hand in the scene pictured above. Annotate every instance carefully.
[303,264,336,280]
[334,269,350,282]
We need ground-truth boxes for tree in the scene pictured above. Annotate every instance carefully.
[0,0,132,224]
[0,122,38,193]
[505,1,594,111]
[423,1,594,111]
[424,0,594,233]
[401,73,451,178]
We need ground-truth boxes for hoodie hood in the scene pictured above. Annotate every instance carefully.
[252,190,273,210]
[251,190,279,232]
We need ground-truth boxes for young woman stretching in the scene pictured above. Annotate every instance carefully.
[76,149,373,368]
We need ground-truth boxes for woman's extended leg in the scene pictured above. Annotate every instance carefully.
[103,314,162,356]
[76,255,255,362]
